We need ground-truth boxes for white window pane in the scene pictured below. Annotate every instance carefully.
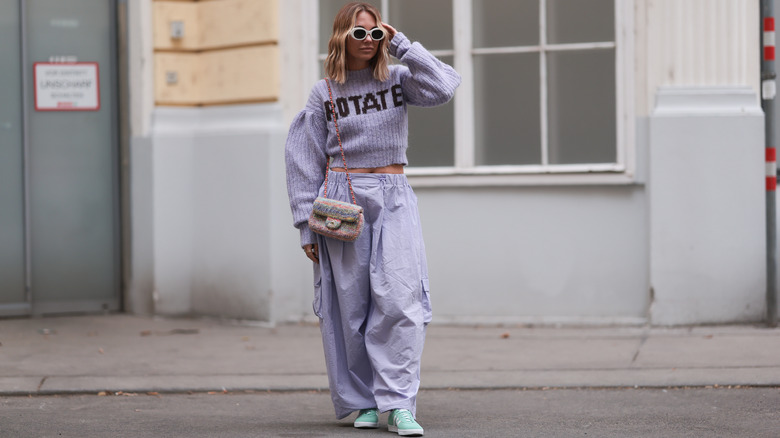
[407,57,455,167]
[388,0,453,51]
[319,0,382,54]
[547,0,614,44]
[473,0,538,48]
[547,50,616,164]
[474,54,541,165]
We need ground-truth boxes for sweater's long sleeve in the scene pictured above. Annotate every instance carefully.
[285,35,461,246]
[389,32,461,107]
[285,89,329,247]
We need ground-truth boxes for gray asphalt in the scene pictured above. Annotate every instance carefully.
[2,387,779,438]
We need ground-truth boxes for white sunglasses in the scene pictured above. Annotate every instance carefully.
[349,26,385,41]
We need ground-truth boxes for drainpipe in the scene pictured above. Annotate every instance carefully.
[761,0,778,327]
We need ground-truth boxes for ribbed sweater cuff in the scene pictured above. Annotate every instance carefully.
[389,32,410,58]
[299,225,316,247]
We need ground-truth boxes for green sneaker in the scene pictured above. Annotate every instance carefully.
[354,408,379,429]
[387,409,424,436]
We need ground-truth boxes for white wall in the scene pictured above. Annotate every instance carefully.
[126,0,156,315]
[122,0,770,325]
[415,185,649,325]
[127,0,154,139]
[128,136,155,315]
[124,0,313,322]
[649,87,766,325]
[150,112,194,314]
[148,104,294,320]
[635,0,760,116]
[279,0,318,126]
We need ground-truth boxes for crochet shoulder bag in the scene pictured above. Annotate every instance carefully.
[308,78,365,242]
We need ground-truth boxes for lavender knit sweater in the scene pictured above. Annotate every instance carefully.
[285,32,461,247]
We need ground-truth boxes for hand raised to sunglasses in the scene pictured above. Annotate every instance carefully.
[381,22,397,40]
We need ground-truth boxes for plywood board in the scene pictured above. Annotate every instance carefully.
[153,1,200,51]
[154,0,278,51]
[200,46,280,104]
[200,0,279,49]
[155,47,279,105]
[154,52,200,104]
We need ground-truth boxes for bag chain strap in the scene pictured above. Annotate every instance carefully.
[323,78,357,205]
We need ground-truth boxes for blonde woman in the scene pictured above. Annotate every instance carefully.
[285,2,460,435]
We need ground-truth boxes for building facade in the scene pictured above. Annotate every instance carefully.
[1,0,774,326]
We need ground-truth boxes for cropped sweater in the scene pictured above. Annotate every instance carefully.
[285,32,461,247]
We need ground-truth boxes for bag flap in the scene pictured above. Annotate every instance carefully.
[312,197,363,222]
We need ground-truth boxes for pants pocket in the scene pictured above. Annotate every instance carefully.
[422,278,432,325]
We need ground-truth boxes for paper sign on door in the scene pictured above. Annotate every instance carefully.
[34,62,100,111]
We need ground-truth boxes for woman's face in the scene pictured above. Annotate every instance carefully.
[345,11,380,70]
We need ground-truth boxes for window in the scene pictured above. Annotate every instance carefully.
[316,0,632,182]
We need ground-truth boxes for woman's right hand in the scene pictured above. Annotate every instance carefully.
[382,22,397,40]
[304,243,319,264]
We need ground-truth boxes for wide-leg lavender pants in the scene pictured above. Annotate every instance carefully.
[313,171,432,420]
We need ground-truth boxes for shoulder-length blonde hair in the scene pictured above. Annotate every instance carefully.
[325,2,390,84]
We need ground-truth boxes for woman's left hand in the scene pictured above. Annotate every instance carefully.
[382,22,397,40]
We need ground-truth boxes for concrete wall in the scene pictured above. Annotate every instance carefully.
[144,104,293,321]
[127,136,155,315]
[126,0,155,315]
[415,185,649,325]
[635,0,759,116]
[649,87,766,325]
[127,0,308,321]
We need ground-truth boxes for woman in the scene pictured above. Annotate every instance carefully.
[285,2,460,436]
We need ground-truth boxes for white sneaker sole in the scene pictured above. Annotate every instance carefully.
[354,422,379,429]
[388,425,424,436]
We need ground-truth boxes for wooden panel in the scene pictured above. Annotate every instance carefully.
[200,0,278,49]
[200,46,280,104]
[200,0,279,49]
[153,1,200,51]
[153,0,280,105]
[154,52,200,105]
[154,0,278,51]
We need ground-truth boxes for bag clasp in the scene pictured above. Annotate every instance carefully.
[325,217,342,230]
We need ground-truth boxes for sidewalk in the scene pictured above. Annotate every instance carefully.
[1,315,779,396]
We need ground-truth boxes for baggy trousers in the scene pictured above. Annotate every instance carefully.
[313,171,433,419]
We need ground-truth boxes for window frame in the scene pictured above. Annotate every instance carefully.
[312,0,635,187]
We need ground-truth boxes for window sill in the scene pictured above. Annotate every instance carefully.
[405,167,640,187]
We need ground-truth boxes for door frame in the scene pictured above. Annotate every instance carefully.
[0,0,32,317]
